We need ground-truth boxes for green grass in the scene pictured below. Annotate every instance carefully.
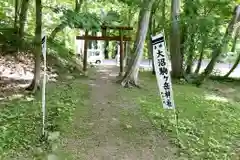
[1,68,240,159]
[0,76,89,159]
[121,72,240,160]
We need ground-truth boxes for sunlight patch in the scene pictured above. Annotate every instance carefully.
[101,76,109,79]
[98,69,110,73]
[8,94,24,100]
[89,82,98,87]
[204,94,229,103]
[109,73,118,77]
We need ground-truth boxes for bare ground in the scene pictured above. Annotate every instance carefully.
[62,65,177,160]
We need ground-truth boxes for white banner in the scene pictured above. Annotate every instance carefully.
[41,35,47,135]
[151,32,175,109]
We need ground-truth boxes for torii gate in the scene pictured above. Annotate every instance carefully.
[76,25,133,76]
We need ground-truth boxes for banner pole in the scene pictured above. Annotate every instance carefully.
[41,35,47,136]
[162,29,180,154]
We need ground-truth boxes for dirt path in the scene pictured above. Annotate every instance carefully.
[62,65,176,160]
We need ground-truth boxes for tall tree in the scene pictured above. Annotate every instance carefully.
[195,6,240,85]
[170,0,182,78]
[194,34,207,74]
[120,0,155,87]
[184,0,198,74]
[26,0,42,92]
[147,0,160,75]
[148,9,155,74]
[185,26,196,74]
[14,0,19,30]
[19,0,30,40]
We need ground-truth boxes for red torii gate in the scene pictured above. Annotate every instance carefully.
[76,25,133,76]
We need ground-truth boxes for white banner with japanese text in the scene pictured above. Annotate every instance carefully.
[151,32,175,109]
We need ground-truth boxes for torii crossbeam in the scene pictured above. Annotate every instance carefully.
[76,25,133,76]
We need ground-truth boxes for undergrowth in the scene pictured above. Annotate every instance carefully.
[124,72,240,160]
[0,77,89,159]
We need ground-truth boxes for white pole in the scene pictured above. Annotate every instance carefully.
[41,35,47,135]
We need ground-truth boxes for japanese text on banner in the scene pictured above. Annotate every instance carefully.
[151,33,175,109]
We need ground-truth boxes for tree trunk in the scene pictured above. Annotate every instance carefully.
[170,0,182,78]
[75,0,83,12]
[230,33,238,53]
[194,34,206,74]
[224,52,240,78]
[19,0,30,40]
[162,0,166,30]
[185,28,196,74]
[194,50,204,74]
[184,2,198,75]
[185,47,195,74]
[104,41,109,59]
[120,0,155,87]
[50,0,83,40]
[125,8,133,66]
[180,0,190,73]
[148,37,155,75]
[26,0,42,92]
[49,23,67,40]
[194,7,210,74]
[224,30,240,78]
[14,0,19,30]
[148,9,155,75]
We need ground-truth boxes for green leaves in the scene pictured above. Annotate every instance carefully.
[59,10,101,31]
[101,10,121,25]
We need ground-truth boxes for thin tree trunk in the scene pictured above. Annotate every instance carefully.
[185,28,196,74]
[170,0,182,78]
[148,0,160,75]
[194,36,206,74]
[162,0,165,30]
[194,7,211,74]
[180,0,191,71]
[148,9,155,75]
[195,50,204,74]
[230,34,238,53]
[185,3,198,74]
[224,53,240,78]
[104,41,109,59]
[50,23,67,40]
[19,0,30,40]
[224,30,240,77]
[14,0,19,30]
[126,8,132,65]
[102,26,109,59]
[151,16,156,75]
[26,0,42,92]
[120,0,155,87]
[75,0,83,12]
[50,0,83,40]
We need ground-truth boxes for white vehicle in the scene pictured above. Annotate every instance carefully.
[87,49,104,64]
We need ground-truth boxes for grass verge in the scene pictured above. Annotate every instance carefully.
[121,72,240,160]
[0,76,89,159]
